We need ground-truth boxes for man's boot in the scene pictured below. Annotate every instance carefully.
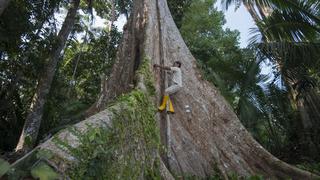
[158,95,169,111]
[168,98,174,113]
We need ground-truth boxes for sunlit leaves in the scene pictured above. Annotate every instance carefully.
[0,158,10,177]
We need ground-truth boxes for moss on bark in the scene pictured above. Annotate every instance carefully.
[64,90,161,179]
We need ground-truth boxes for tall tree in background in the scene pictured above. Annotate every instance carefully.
[15,0,80,151]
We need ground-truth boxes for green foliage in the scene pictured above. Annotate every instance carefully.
[136,57,156,96]
[247,0,320,160]
[223,0,320,41]
[167,0,193,28]
[247,175,264,180]
[180,0,255,117]
[36,149,54,160]
[24,136,33,146]
[5,148,61,179]
[0,0,61,151]
[31,162,59,180]
[0,158,10,177]
[40,28,122,133]
[180,0,245,107]
[3,148,66,179]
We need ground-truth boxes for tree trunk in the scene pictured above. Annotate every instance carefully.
[15,0,80,152]
[85,0,143,116]
[0,0,11,16]
[282,69,320,159]
[297,89,320,157]
[10,0,318,179]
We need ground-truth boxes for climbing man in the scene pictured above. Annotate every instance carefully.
[154,61,182,113]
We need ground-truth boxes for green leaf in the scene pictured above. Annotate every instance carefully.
[246,175,264,180]
[36,149,54,160]
[0,158,10,177]
[31,162,59,180]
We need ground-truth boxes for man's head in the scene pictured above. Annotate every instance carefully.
[173,61,182,68]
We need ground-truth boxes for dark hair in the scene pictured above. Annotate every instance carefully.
[174,61,182,68]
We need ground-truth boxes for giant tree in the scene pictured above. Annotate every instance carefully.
[6,0,318,179]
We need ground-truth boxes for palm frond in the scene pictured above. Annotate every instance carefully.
[257,41,320,67]
[257,9,320,42]
[224,0,320,42]
[221,0,242,10]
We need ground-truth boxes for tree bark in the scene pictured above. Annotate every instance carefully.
[151,0,315,178]
[11,0,319,179]
[15,0,80,152]
[0,0,11,16]
[85,0,145,116]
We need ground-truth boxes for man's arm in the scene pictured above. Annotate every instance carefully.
[154,64,171,71]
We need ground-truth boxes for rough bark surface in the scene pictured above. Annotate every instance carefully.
[15,0,80,151]
[85,0,146,116]
[146,0,317,179]
[12,0,319,179]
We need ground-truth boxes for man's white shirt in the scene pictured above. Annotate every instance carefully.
[170,67,182,87]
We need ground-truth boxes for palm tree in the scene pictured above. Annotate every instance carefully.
[253,2,320,159]
[223,0,320,40]
[222,0,320,158]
